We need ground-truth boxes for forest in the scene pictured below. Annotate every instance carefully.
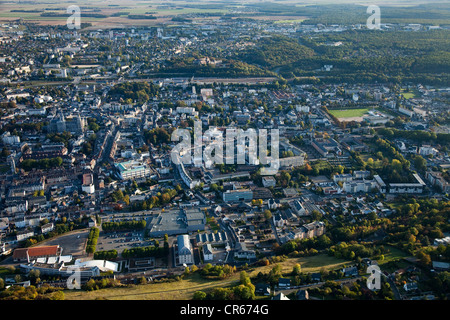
[237,29,450,85]
[108,81,160,103]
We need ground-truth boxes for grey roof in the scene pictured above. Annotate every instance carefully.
[177,234,192,256]
[202,244,213,255]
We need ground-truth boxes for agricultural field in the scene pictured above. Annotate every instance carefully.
[0,0,231,27]
[273,18,307,24]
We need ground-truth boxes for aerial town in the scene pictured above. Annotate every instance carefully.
[0,0,449,304]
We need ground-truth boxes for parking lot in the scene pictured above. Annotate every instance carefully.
[96,230,155,254]
[38,229,89,257]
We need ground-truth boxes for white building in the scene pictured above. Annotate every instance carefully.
[296,105,310,113]
[262,176,276,188]
[115,160,151,180]
[333,174,353,183]
[2,132,20,145]
[82,173,95,194]
[342,180,377,193]
[202,243,214,262]
[176,106,198,117]
[177,234,193,265]
[418,146,438,157]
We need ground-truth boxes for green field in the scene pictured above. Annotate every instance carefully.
[248,254,353,276]
[400,90,419,99]
[274,18,306,24]
[378,245,411,265]
[328,108,370,119]
[63,254,352,300]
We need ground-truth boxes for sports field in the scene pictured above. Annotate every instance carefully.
[327,108,370,119]
[400,90,419,99]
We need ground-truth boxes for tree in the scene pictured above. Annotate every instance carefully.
[29,269,40,284]
[51,291,65,300]
[14,274,22,283]
[233,284,255,300]
[379,282,394,300]
[311,210,322,221]
[263,210,272,221]
[417,251,431,266]
[240,271,251,286]
[84,279,96,291]
[279,171,291,187]
[391,159,403,172]
[124,195,130,206]
[191,265,199,273]
[138,276,147,285]
[413,155,427,172]
[292,263,302,276]
[268,264,283,285]
[193,291,207,300]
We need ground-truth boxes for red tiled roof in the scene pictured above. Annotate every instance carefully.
[12,248,28,260]
[13,245,60,260]
[27,245,60,257]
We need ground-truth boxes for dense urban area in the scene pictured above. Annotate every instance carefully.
[0,0,449,302]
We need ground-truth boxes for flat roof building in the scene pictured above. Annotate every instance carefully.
[115,160,151,180]
[148,208,206,237]
[222,189,253,202]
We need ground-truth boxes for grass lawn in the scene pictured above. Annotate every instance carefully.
[0,267,14,280]
[378,245,411,265]
[64,272,241,300]
[247,254,353,277]
[327,108,370,119]
[63,254,352,300]
[400,90,419,99]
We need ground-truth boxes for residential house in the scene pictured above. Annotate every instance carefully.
[234,242,256,261]
[41,223,54,234]
[262,176,276,188]
[202,243,214,262]
[255,283,271,296]
[311,273,321,282]
[342,266,359,277]
[16,229,35,242]
[278,278,291,289]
